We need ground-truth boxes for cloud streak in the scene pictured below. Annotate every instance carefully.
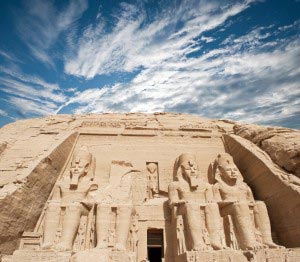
[61,1,300,127]
[15,0,88,66]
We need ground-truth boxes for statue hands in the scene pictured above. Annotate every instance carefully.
[80,200,95,209]
[174,199,188,206]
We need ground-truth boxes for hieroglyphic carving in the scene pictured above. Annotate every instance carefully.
[41,146,98,251]
[212,153,280,250]
[81,121,122,128]
[168,153,225,252]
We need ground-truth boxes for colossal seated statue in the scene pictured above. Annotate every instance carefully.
[168,153,224,252]
[41,146,98,251]
[212,153,279,250]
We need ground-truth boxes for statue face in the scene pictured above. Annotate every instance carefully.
[147,163,157,174]
[181,159,198,187]
[70,157,89,188]
[219,163,241,182]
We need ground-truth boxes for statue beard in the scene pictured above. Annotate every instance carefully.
[70,172,83,189]
[188,175,199,189]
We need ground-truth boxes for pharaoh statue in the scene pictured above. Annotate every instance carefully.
[94,161,138,251]
[168,153,224,252]
[146,162,159,199]
[41,146,98,251]
[212,153,280,250]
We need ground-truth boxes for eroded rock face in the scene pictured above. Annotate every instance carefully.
[234,124,300,177]
[0,113,299,262]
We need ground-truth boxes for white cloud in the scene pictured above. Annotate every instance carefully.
[0,109,8,117]
[61,0,300,127]
[16,0,88,65]
[0,66,66,117]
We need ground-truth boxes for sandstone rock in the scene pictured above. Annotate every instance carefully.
[234,124,300,177]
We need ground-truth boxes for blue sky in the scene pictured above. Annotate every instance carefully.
[0,0,299,128]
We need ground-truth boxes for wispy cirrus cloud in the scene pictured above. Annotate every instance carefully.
[1,0,299,129]
[15,0,88,66]
[61,0,300,128]
[0,66,66,116]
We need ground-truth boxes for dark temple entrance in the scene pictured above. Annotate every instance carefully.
[147,229,164,262]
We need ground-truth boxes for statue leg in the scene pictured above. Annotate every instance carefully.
[254,201,279,248]
[55,203,82,251]
[183,203,208,251]
[95,204,111,249]
[41,201,61,249]
[229,203,258,250]
[205,203,224,250]
[115,205,132,251]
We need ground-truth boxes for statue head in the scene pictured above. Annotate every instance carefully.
[147,162,157,174]
[174,153,199,188]
[213,153,242,184]
[70,146,92,188]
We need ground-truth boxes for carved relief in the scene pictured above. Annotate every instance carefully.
[176,216,186,255]
[128,214,139,253]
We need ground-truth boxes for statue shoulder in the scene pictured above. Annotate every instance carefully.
[212,183,220,190]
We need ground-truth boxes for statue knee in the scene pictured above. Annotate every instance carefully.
[47,201,61,211]
[66,202,82,212]
[118,204,132,212]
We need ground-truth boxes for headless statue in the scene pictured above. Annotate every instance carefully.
[168,153,224,251]
[94,161,138,251]
[42,146,98,251]
[212,153,280,250]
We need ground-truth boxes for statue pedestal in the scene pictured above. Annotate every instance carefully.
[251,248,300,262]
[177,250,247,262]
[71,249,136,262]
[10,250,72,262]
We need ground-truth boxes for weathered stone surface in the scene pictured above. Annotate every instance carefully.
[0,113,299,262]
[234,124,300,177]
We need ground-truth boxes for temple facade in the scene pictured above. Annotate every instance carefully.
[0,113,300,262]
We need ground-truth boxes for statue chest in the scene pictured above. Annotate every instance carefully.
[219,183,248,201]
[179,186,206,201]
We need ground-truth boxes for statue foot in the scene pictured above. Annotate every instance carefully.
[40,242,53,250]
[114,243,126,251]
[264,241,284,249]
[54,242,72,251]
[95,242,108,249]
[193,244,211,251]
[245,243,262,251]
[211,241,227,250]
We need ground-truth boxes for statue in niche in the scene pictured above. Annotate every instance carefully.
[168,153,225,251]
[212,153,280,250]
[146,162,159,199]
[41,146,98,251]
[94,161,138,251]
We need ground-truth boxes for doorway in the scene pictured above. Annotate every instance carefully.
[147,229,164,262]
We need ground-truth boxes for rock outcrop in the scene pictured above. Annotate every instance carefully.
[234,124,300,177]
